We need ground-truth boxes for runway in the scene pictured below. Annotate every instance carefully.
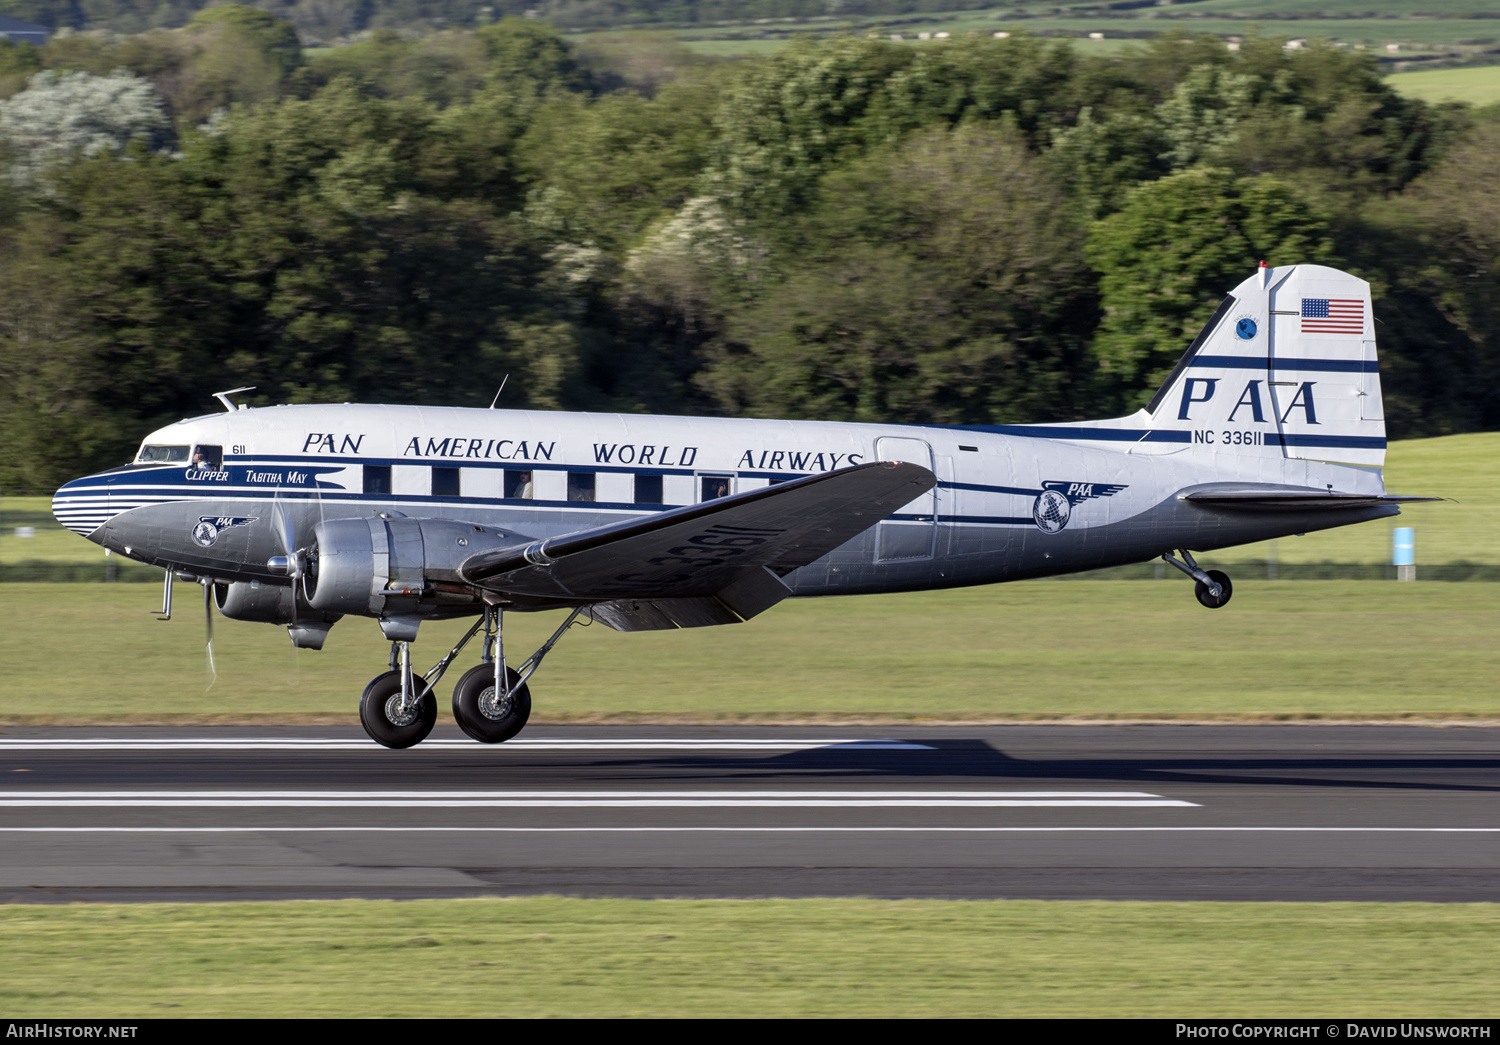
[0,725,1496,902]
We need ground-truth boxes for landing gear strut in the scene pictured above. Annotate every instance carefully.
[359,640,438,749]
[451,606,583,744]
[1162,550,1233,609]
[358,605,586,749]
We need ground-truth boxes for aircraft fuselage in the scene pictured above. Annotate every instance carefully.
[53,403,1396,601]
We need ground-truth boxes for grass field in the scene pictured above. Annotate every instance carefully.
[2,898,1497,1017]
[646,1,1500,57]
[2,579,1495,722]
[1387,64,1500,106]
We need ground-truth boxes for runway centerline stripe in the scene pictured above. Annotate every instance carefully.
[0,738,935,752]
[0,790,1196,808]
[0,789,1196,808]
[0,790,1168,798]
[0,826,1494,833]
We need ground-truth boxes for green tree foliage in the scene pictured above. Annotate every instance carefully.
[1364,116,1500,436]
[704,36,909,221]
[0,80,586,489]
[1086,168,1337,410]
[701,124,1094,425]
[0,37,41,98]
[298,30,490,108]
[0,29,1494,492]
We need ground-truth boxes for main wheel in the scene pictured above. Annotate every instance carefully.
[1194,569,1233,609]
[452,663,532,743]
[359,670,437,749]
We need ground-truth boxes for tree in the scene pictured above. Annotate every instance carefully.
[1085,167,1338,410]
[1365,117,1500,436]
[0,69,167,191]
[702,36,910,221]
[700,123,1095,425]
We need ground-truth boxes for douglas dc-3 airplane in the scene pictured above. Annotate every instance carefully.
[53,263,1432,748]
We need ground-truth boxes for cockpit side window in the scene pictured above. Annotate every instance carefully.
[137,444,190,464]
[191,445,223,471]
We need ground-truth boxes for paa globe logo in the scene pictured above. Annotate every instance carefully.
[1235,317,1259,340]
[192,516,256,548]
[1032,482,1128,534]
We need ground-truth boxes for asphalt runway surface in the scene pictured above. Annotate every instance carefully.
[0,724,1496,903]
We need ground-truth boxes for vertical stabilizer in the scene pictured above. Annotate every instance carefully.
[1140,264,1385,467]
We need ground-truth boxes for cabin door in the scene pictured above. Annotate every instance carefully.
[873,436,937,562]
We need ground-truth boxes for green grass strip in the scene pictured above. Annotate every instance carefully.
[1,898,1497,1017]
[3,578,1498,722]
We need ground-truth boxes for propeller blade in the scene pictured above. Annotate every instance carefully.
[203,579,217,691]
[272,490,302,580]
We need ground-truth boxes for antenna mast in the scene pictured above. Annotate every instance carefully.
[212,387,256,413]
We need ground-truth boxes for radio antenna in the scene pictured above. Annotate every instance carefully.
[489,375,509,410]
[212,386,256,413]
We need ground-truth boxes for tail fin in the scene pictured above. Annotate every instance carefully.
[1140,263,1385,467]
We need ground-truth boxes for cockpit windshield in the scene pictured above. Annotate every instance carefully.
[137,444,191,464]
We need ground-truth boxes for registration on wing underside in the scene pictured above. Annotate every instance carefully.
[459,461,936,630]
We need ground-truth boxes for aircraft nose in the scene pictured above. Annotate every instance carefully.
[52,473,113,540]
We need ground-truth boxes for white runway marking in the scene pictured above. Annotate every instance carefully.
[0,738,933,752]
[0,789,1195,809]
[0,826,1495,834]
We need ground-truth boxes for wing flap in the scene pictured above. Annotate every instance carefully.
[460,461,935,603]
[586,567,794,632]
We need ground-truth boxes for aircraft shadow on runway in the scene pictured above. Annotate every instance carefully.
[583,739,1500,794]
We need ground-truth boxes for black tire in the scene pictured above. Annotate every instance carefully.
[359,670,437,749]
[452,663,532,743]
[1194,569,1233,609]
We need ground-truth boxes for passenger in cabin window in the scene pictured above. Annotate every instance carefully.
[505,470,533,500]
[568,472,596,502]
[702,476,730,501]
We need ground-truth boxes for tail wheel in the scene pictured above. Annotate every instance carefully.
[359,670,437,749]
[1194,569,1233,609]
[452,663,532,743]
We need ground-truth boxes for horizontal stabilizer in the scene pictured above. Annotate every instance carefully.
[460,461,936,613]
[1182,483,1440,512]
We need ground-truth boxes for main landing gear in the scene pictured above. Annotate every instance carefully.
[358,605,586,749]
[1161,549,1233,609]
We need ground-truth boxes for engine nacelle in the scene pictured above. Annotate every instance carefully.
[214,580,343,650]
[304,516,528,625]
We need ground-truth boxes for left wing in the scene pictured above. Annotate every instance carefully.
[460,461,935,630]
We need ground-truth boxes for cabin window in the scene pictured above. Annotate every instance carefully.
[568,472,596,502]
[364,465,392,495]
[504,469,533,500]
[191,445,223,471]
[432,466,461,497]
[700,475,732,501]
[634,474,663,505]
[137,444,190,464]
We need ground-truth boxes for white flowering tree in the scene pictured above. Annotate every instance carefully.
[0,70,168,191]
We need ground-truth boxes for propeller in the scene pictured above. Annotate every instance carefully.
[268,478,325,593]
[202,578,217,690]
[271,491,304,580]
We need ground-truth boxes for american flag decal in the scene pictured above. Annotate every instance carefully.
[1301,298,1364,335]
